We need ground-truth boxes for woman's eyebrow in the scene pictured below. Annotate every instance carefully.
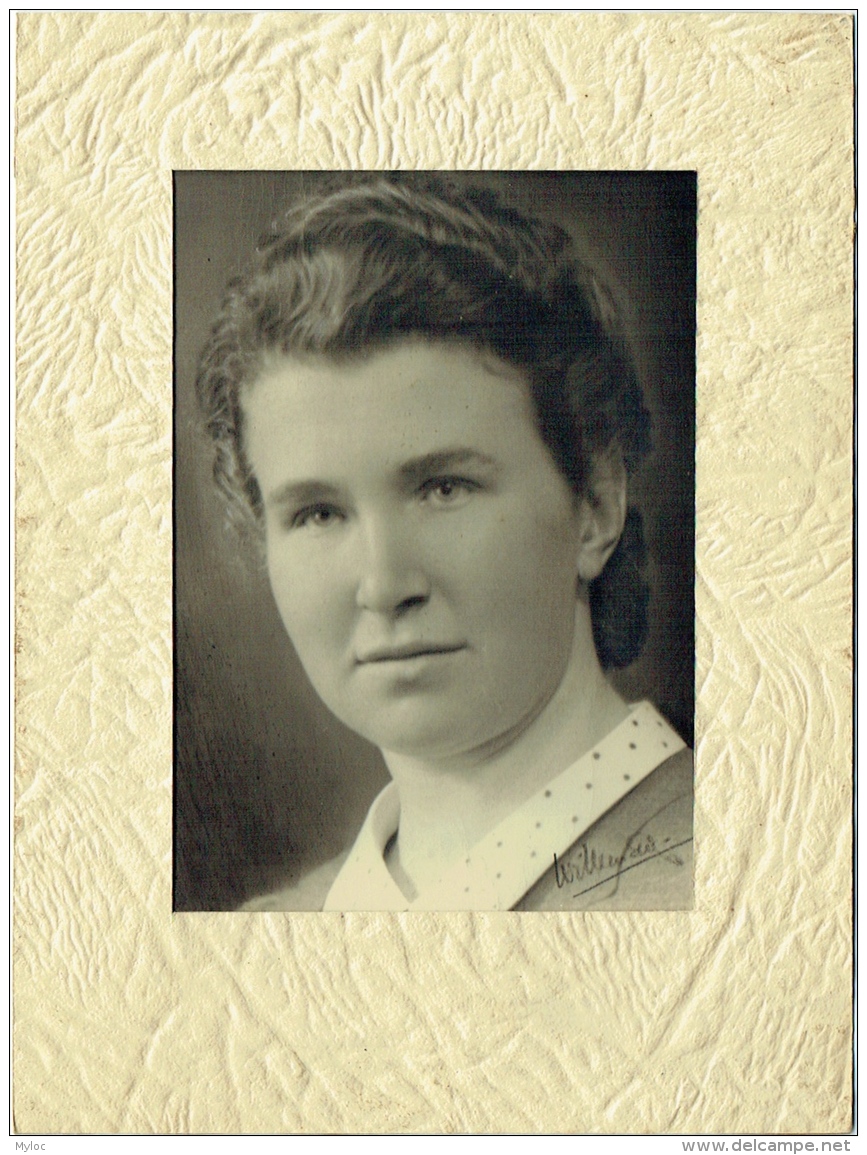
[265,479,341,509]
[398,449,499,488]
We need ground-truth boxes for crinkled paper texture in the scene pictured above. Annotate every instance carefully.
[14,12,853,1134]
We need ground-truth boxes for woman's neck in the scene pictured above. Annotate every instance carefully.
[380,612,630,898]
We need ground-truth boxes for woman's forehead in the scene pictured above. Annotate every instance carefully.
[241,340,554,491]
[247,339,533,427]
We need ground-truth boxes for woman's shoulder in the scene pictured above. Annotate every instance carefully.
[239,852,349,912]
[516,746,694,911]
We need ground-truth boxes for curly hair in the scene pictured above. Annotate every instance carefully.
[196,174,653,668]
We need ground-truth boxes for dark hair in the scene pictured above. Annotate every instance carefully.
[196,174,652,668]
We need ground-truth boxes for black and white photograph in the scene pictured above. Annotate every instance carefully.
[174,171,696,912]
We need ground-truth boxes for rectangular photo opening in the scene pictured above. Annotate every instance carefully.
[174,171,696,912]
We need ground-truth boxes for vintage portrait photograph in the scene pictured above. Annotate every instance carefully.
[16,11,851,1135]
[174,170,697,913]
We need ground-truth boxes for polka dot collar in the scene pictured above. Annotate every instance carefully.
[323,701,685,911]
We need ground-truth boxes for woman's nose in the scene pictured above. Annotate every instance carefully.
[354,516,431,615]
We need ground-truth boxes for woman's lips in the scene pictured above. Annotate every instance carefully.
[356,643,466,664]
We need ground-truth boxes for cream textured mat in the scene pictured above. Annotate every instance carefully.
[14,13,853,1133]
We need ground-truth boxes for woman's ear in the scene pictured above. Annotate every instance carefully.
[575,445,628,583]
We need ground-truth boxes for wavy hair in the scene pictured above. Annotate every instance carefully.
[196,174,652,668]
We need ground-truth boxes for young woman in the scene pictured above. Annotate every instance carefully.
[193,174,693,911]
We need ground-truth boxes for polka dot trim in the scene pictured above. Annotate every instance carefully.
[322,701,686,911]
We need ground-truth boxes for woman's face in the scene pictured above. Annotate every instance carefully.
[243,340,590,761]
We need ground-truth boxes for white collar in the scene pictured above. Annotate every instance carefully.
[324,701,685,911]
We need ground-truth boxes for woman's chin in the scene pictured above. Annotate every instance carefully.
[343,699,550,767]
[346,708,491,765]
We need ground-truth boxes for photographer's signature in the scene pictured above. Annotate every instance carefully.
[553,834,693,899]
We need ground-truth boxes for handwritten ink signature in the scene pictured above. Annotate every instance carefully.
[553,834,692,899]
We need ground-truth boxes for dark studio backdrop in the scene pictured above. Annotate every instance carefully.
[174,171,696,912]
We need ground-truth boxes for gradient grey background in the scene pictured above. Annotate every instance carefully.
[174,171,696,911]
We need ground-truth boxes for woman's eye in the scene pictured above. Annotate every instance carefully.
[291,504,342,530]
[420,477,476,505]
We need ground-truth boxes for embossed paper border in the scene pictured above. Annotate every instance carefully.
[15,13,853,1133]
